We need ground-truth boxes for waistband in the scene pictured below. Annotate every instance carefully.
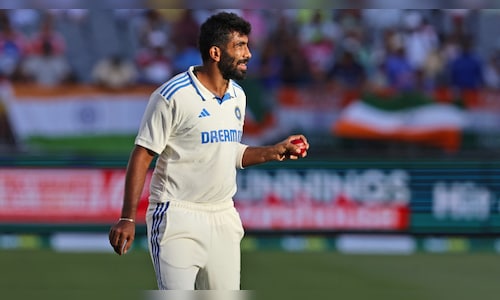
[157,199,234,212]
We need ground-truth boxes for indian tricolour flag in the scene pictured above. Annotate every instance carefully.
[1,84,150,154]
[333,93,469,152]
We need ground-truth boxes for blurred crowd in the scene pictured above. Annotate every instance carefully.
[1,9,499,155]
[0,9,495,96]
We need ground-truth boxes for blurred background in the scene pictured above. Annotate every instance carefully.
[1,8,500,300]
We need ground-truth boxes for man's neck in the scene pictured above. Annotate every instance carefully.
[194,65,229,99]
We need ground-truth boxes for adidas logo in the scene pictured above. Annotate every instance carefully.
[198,108,211,118]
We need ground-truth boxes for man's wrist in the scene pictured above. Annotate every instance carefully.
[119,217,135,223]
[271,145,285,161]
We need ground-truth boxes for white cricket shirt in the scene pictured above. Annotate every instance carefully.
[135,66,248,204]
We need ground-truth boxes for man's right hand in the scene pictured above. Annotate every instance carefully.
[109,220,136,255]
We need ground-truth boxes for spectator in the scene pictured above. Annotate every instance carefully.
[171,42,201,76]
[135,31,173,85]
[336,9,363,35]
[483,50,500,90]
[327,49,366,89]
[258,37,282,90]
[339,26,373,76]
[441,33,461,63]
[280,35,310,87]
[20,39,72,87]
[0,11,30,80]
[402,11,439,72]
[30,13,66,57]
[0,71,15,150]
[368,62,390,91]
[421,45,447,91]
[169,11,202,75]
[383,30,416,91]
[241,10,268,50]
[135,9,171,51]
[92,54,138,90]
[442,35,482,107]
[447,36,483,91]
[170,10,199,53]
[298,10,341,46]
[255,12,309,90]
[299,10,338,83]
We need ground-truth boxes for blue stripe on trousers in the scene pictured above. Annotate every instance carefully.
[150,202,169,289]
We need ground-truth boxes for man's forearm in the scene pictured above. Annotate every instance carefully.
[241,145,282,168]
[120,145,155,220]
[241,135,309,168]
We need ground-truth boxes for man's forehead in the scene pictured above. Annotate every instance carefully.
[228,31,248,41]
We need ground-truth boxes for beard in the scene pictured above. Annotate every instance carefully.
[218,49,248,81]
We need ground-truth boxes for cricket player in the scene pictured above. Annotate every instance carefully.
[109,11,309,290]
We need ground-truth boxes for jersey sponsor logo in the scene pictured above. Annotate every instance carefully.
[198,108,211,118]
[201,129,242,144]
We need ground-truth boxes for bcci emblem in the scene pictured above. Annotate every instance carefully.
[234,106,242,121]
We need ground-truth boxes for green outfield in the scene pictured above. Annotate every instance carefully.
[1,249,500,300]
[26,135,136,156]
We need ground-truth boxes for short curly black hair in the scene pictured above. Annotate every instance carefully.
[198,11,252,62]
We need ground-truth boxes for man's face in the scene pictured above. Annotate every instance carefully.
[218,32,251,81]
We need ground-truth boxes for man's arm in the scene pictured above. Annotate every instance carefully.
[109,145,155,255]
[242,134,309,168]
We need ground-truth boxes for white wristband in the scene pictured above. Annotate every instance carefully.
[119,217,135,223]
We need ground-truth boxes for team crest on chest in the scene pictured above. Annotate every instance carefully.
[234,106,242,121]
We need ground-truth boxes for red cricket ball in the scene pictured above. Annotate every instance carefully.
[291,138,306,155]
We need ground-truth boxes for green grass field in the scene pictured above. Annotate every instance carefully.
[26,135,136,156]
[1,249,500,300]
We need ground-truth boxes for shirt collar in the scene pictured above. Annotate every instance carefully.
[187,66,237,103]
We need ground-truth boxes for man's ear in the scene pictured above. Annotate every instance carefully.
[209,46,221,62]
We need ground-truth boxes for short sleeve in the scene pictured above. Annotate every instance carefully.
[135,93,175,155]
[235,142,249,169]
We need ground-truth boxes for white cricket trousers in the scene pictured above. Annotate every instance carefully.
[146,200,245,290]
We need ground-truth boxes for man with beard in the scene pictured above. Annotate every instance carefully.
[109,12,309,290]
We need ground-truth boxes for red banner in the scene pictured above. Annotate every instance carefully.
[234,168,411,230]
[235,196,408,230]
[0,168,409,230]
[0,168,151,224]
[237,205,408,230]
